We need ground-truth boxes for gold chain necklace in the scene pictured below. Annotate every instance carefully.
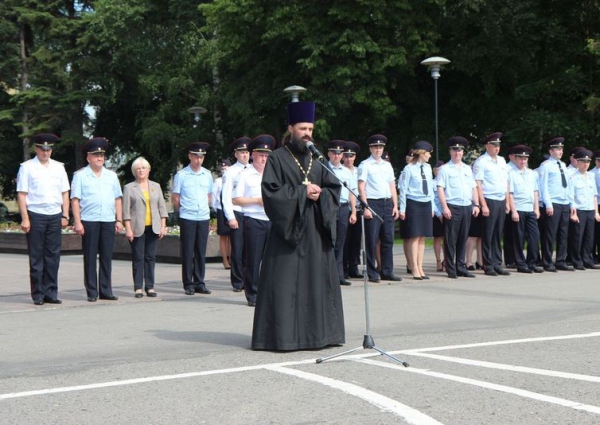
[285,144,313,185]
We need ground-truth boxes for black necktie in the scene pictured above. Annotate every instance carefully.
[421,164,428,195]
[557,161,567,188]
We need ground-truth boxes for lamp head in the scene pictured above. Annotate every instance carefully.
[283,85,307,103]
[421,56,451,80]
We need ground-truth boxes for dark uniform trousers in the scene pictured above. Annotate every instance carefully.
[26,211,62,302]
[344,210,362,277]
[179,218,209,290]
[540,203,570,267]
[511,211,540,269]
[243,216,271,304]
[443,204,471,276]
[364,198,395,280]
[81,220,116,298]
[482,198,506,271]
[228,210,245,291]
[129,225,159,291]
[334,203,350,281]
[503,213,515,266]
[569,210,595,268]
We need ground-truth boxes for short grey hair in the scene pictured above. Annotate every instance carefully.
[131,157,151,175]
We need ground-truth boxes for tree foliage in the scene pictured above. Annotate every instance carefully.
[0,0,599,198]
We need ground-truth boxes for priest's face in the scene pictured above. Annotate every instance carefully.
[289,122,314,148]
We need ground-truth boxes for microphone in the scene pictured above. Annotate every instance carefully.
[305,141,324,160]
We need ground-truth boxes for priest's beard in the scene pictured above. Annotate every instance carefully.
[289,133,309,153]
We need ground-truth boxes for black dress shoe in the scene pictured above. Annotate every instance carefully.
[88,297,97,302]
[517,267,533,274]
[544,266,557,272]
[340,279,352,286]
[457,271,475,278]
[348,273,363,279]
[195,286,212,294]
[43,298,62,304]
[145,291,157,297]
[421,275,430,280]
[406,266,412,274]
[135,292,143,298]
[476,262,484,270]
[247,301,256,307]
[530,266,544,273]
[185,289,195,295]
[33,300,44,306]
[232,287,243,292]
[484,269,498,276]
[100,295,119,301]
[381,274,402,281]
[505,263,516,269]
[447,274,458,279]
[412,275,423,281]
[574,265,586,270]
[556,264,575,271]
[584,264,600,269]
[368,277,380,283]
[466,265,475,271]
[494,268,511,276]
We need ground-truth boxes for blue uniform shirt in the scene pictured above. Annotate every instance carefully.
[398,162,434,213]
[473,153,508,201]
[436,161,476,207]
[329,162,353,204]
[172,165,213,220]
[358,156,395,199]
[70,166,122,222]
[592,167,600,206]
[538,158,570,206]
[509,167,538,212]
[570,171,597,211]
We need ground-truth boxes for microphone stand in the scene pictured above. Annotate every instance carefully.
[310,152,409,367]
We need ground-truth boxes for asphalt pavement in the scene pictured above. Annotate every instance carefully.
[1,248,600,424]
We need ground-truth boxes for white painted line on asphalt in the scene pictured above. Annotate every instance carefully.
[404,352,600,382]
[398,331,600,354]
[266,365,444,425]
[358,358,600,415]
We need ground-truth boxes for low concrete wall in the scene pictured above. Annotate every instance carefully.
[0,232,221,263]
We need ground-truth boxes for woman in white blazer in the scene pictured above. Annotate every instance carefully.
[123,157,168,297]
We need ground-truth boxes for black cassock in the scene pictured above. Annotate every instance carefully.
[251,144,345,351]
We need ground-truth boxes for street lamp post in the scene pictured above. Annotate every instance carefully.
[187,106,207,142]
[283,85,307,103]
[421,57,450,163]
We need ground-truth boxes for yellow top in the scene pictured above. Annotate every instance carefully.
[143,190,152,226]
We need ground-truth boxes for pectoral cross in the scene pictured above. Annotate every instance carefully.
[303,178,310,185]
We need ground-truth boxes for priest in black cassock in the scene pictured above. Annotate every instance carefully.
[251,100,345,351]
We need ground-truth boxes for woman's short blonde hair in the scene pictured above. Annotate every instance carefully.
[131,157,151,175]
[409,149,429,164]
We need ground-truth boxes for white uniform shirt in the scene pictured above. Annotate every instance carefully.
[232,165,268,221]
[221,162,246,220]
[16,157,70,215]
[358,156,395,199]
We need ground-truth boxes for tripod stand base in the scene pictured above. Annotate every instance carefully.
[316,335,409,366]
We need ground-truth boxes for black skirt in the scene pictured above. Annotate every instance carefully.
[468,214,482,238]
[216,209,232,236]
[402,199,433,238]
[432,215,444,238]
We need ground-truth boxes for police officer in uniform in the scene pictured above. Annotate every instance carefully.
[222,137,251,292]
[507,145,543,273]
[342,141,362,279]
[436,136,479,279]
[232,134,275,306]
[358,134,401,283]
[538,137,574,272]
[71,137,123,302]
[17,133,70,305]
[171,142,213,295]
[568,149,600,270]
[326,140,356,286]
[473,132,510,276]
